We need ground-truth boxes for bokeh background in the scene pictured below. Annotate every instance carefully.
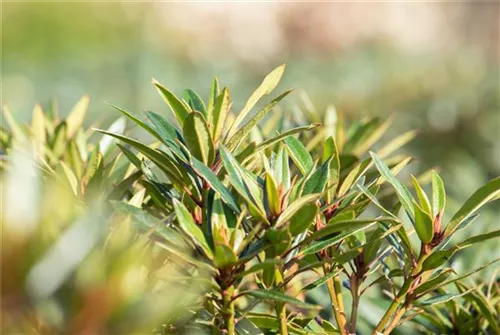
[2,0,499,288]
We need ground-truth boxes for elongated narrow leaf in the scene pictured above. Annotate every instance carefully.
[456,229,500,249]
[3,105,26,139]
[66,95,90,138]
[444,177,500,236]
[419,290,474,306]
[145,111,179,145]
[302,158,330,195]
[301,269,342,292]
[275,193,321,228]
[430,257,500,292]
[250,124,320,159]
[306,218,393,244]
[337,158,372,197]
[31,104,46,145]
[173,199,213,259]
[183,111,215,165]
[245,289,319,309]
[414,201,434,244]
[370,151,414,216]
[228,64,286,138]
[413,269,454,296]
[226,90,292,151]
[274,147,290,190]
[210,87,230,143]
[300,222,378,256]
[183,88,207,117]
[190,157,240,213]
[60,161,78,195]
[265,172,280,217]
[116,143,141,169]
[95,129,183,186]
[411,175,431,215]
[432,171,446,216]
[153,80,191,126]
[108,103,163,142]
[421,249,456,272]
[289,203,318,236]
[207,77,219,115]
[285,136,313,175]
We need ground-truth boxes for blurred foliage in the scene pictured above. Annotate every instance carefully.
[2,65,499,334]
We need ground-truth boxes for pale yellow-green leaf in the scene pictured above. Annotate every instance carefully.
[227,64,286,138]
[66,95,90,138]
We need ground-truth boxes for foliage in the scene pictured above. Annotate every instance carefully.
[1,65,499,334]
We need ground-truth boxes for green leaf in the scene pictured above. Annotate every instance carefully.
[116,143,142,170]
[274,147,290,190]
[275,194,321,229]
[421,249,456,272]
[432,171,446,216]
[300,269,342,292]
[182,111,215,165]
[50,122,68,159]
[409,176,430,215]
[414,201,434,244]
[227,64,286,138]
[444,177,500,236]
[249,124,320,160]
[284,136,313,175]
[207,77,219,115]
[173,199,213,259]
[419,290,474,306]
[289,203,319,236]
[456,229,500,249]
[301,222,378,256]
[213,244,237,268]
[303,159,330,195]
[60,161,78,195]
[209,87,230,143]
[94,129,184,186]
[370,151,414,216]
[235,260,282,279]
[337,158,372,197]
[431,257,500,292]
[413,269,454,296]
[190,157,240,213]
[66,95,90,138]
[183,88,207,117]
[323,136,340,203]
[226,90,292,151]
[68,140,84,179]
[245,289,319,309]
[219,147,266,219]
[108,103,163,142]
[153,80,191,127]
[265,172,280,217]
[145,111,179,145]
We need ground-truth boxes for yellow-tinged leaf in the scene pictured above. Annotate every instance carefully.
[182,112,215,165]
[411,174,431,215]
[31,104,46,145]
[3,105,26,140]
[66,95,90,138]
[60,161,78,195]
[227,64,286,138]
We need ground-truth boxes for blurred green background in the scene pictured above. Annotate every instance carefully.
[2,1,499,269]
